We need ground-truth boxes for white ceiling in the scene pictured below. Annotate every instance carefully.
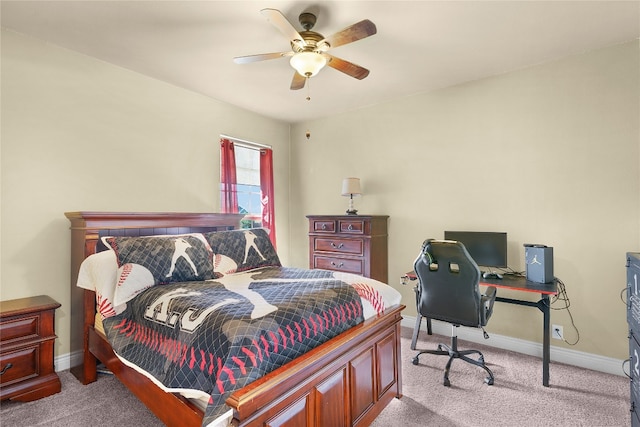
[2,1,639,124]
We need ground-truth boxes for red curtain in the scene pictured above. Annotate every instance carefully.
[260,148,277,249]
[220,138,238,213]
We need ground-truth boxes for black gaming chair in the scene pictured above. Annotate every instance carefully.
[412,239,497,386]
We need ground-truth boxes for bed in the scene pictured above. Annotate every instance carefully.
[66,212,404,427]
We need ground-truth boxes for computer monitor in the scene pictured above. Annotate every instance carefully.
[443,231,508,268]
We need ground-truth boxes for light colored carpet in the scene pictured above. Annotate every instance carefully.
[0,368,157,426]
[372,327,630,426]
[1,326,631,426]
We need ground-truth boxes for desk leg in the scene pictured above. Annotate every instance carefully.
[411,284,434,351]
[411,315,422,350]
[540,294,550,387]
[410,315,434,350]
[496,294,552,387]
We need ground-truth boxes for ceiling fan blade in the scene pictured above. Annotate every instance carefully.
[261,8,306,47]
[290,72,306,90]
[320,19,377,49]
[234,51,293,64]
[325,54,370,80]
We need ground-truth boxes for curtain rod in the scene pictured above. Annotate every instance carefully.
[220,134,272,149]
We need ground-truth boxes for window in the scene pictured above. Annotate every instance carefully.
[234,145,262,228]
[220,137,277,248]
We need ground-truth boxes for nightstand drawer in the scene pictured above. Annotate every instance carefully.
[0,346,38,386]
[314,256,364,275]
[0,295,61,402]
[0,316,39,343]
[314,237,363,255]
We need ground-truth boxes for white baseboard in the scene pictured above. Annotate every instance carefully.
[401,315,628,377]
[54,350,83,372]
[53,318,628,379]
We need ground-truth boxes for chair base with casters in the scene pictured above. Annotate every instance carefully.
[412,324,495,386]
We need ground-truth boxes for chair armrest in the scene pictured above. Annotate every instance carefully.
[481,286,497,325]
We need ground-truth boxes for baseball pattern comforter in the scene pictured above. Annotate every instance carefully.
[102,267,372,426]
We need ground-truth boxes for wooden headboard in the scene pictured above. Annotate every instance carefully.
[64,211,243,380]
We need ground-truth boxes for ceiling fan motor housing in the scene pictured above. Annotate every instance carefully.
[291,31,328,53]
[298,12,317,31]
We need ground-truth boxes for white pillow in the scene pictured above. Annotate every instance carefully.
[112,263,155,306]
[77,250,117,291]
[76,250,126,317]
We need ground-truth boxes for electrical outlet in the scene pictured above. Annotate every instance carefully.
[552,324,564,340]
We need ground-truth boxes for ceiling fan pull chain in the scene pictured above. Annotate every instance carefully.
[306,77,311,101]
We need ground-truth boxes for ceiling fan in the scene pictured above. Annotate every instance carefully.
[233,8,377,90]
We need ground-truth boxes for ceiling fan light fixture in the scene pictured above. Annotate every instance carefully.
[289,51,327,77]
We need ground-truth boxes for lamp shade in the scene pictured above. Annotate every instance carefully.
[289,52,327,77]
[341,178,362,196]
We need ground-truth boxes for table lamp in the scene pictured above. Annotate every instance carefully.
[341,178,362,215]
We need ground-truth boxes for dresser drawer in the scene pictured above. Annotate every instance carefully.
[0,315,39,344]
[314,256,364,275]
[311,219,336,233]
[338,219,366,234]
[314,237,363,255]
[0,346,38,386]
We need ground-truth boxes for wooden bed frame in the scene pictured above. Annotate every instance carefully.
[66,212,404,427]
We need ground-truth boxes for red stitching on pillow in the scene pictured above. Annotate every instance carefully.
[97,292,116,317]
[117,263,133,287]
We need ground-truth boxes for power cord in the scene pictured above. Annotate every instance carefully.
[548,278,580,346]
[499,268,580,345]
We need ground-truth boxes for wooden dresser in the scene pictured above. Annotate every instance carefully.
[0,295,61,402]
[307,215,389,283]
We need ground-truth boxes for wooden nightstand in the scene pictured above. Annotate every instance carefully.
[0,295,62,402]
[307,215,389,283]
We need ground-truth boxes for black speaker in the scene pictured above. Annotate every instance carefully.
[524,244,554,284]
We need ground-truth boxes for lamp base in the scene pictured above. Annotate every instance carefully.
[345,194,358,215]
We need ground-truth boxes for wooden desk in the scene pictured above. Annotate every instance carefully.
[404,272,558,387]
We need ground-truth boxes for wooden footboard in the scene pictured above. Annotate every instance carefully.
[229,304,404,427]
[66,212,404,427]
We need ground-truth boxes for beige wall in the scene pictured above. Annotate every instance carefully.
[0,30,290,357]
[290,40,640,360]
[2,28,639,363]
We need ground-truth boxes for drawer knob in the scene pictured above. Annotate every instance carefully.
[0,363,13,376]
[330,242,344,249]
[321,224,327,230]
[347,224,354,231]
[331,261,345,268]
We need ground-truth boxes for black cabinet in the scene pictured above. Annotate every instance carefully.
[628,252,640,426]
